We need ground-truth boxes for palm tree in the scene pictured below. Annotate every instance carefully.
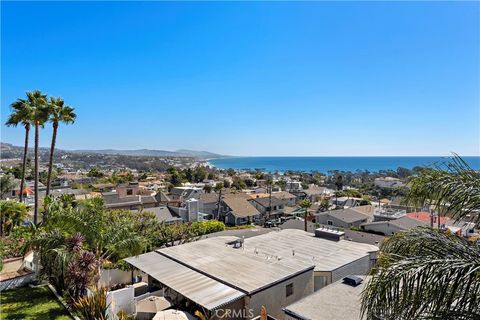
[0,200,28,236]
[299,199,312,232]
[361,156,480,319]
[0,175,16,200]
[45,97,76,197]
[29,197,145,293]
[28,90,49,225]
[334,174,343,208]
[5,96,34,203]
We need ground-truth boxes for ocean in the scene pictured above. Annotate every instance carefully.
[208,156,480,173]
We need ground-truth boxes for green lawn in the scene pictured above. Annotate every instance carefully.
[0,286,71,320]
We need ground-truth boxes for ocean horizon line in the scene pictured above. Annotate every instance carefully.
[208,155,480,173]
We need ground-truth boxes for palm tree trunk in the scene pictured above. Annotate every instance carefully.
[46,122,58,197]
[34,121,39,225]
[19,124,30,203]
[304,208,308,231]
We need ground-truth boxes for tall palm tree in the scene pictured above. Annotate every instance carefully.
[299,199,312,232]
[361,156,480,319]
[334,174,343,208]
[5,97,34,203]
[45,97,76,197]
[29,90,49,225]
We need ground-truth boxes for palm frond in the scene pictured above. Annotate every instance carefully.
[361,228,480,319]
[407,154,480,226]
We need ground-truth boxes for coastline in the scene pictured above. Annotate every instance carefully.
[207,156,480,173]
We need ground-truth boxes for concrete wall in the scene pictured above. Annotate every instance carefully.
[200,201,217,215]
[107,286,135,316]
[246,269,314,319]
[313,271,330,291]
[210,298,246,320]
[331,255,371,283]
[98,268,132,288]
[361,222,402,236]
[1,257,23,274]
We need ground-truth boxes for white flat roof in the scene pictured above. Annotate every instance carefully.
[159,235,314,293]
[157,230,377,293]
[283,276,369,320]
[243,229,378,272]
[124,252,245,311]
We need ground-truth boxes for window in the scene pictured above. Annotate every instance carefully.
[286,283,294,297]
[126,188,133,195]
[327,220,334,226]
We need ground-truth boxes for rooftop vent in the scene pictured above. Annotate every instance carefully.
[342,275,363,287]
[226,239,243,249]
[315,226,345,241]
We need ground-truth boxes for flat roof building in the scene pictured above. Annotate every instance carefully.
[125,229,378,319]
[283,276,369,320]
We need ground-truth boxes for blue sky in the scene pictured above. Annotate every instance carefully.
[1,1,479,156]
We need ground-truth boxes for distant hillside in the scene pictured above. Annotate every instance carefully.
[175,149,226,159]
[0,142,226,159]
[70,148,225,159]
[70,148,180,157]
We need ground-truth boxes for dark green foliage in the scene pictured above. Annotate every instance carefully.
[361,228,480,319]
[362,155,480,319]
[231,178,247,190]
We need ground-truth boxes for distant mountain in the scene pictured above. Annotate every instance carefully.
[70,148,226,159]
[0,142,226,159]
[175,149,226,159]
[70,149,180,157]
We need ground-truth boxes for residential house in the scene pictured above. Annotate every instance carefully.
[216,192,260,225]
[154,191,176,206]
[24,180,46,192]
[103,191,157,210]
[373,207,407,221]
[248,196,285,220]
[169,187,203,202]
[360,216,429,236]
[125,229,378,319]
[332,196,363,208]
[374,177,404,189]
[251,186,268,194]
[286,181,303,192]
[220,193,260,226]
[303,185,334,202]
[316,208,370,229]
[198,192,220,217]
[132,206,182,224]
[116,182,140,197]
[272,191,297,207]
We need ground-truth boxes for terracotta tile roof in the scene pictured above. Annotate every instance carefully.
[407,212,448,225]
